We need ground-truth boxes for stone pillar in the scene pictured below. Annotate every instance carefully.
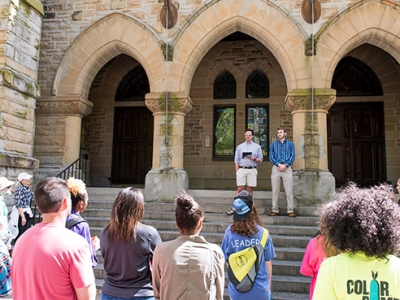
[0,0,43,180]
[144,92,192,202]
[34,96,93,179]
[284,89,336,205]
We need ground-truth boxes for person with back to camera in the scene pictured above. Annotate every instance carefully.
[0,177,15,242]
[100,187,162,300]
[313,183,400,300]
[11,177,96,300]
[227,128,263,215]
[221,190,276,300]
[268,127,296,217]
[152,191,225,300]
[66,177,99,268]
[12,172,34,242]
[300,225,340,300]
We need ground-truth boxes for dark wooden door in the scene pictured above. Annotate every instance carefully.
[327,102,386,187]
[111,107,153,184]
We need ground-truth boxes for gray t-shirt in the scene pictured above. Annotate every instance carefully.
[100,222,162,298]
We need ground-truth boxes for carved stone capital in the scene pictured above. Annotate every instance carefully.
[36,96,93,117]
[145,92,192,114]
[285,89,336,112]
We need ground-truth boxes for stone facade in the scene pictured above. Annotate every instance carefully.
[1,0,400,203]
[0,0,42,179]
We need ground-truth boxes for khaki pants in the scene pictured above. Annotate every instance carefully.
[271,165,294,214]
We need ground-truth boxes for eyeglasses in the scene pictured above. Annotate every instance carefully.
[244,134,252,136]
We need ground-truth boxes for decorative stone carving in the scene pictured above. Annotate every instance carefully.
[284,89,336,112]
[145,92,193,114]
[36,96,93,117]
[160,42,174,61]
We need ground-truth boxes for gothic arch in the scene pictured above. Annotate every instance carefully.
[53,13,163,99]
[169,0,307,94]
[316,0,400,88]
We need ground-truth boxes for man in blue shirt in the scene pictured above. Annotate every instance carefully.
[269,127,296,217]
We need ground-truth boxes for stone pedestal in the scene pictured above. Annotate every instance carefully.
[293,170,335,206]
[285,89,336,206]
[144,167,189,202]
[144,92,192,202]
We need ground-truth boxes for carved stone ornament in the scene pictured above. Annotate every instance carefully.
[36,96,93,116]
[284,90,336,112]
[301,0,321,24]
[145,92,193,114]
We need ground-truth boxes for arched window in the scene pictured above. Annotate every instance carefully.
[246,70,269,98]
[213,71,236,99]
[332,57,383,96]
[115,65,150,101]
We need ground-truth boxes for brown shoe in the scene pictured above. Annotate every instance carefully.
[287,213,296,217]
[269,212,279,216]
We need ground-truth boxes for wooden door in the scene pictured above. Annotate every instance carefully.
[327,102,386,187]
[111,107,153,184]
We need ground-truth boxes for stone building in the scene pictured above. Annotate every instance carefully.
[1,0,400,204]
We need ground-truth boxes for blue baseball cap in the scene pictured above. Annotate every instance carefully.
[232,190,253,221]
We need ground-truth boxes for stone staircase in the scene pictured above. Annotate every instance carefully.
[84,187,319,300]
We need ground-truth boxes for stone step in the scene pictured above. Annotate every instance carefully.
[87,218,318,238]
[87,187,315,299]
[94,278,308,300]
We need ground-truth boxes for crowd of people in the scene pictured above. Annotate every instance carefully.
[0,127,399,299]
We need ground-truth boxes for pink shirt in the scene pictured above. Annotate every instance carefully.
[300,235,326,300]
[11,222,95,300]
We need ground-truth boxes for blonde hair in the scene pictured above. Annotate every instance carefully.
[66,177,87,209]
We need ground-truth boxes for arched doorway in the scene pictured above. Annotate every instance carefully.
[111,65,153,184]
[328,56,386,187]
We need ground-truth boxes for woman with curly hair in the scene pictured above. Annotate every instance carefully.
[313,183,400,300]
[152,191,225,300]
[221,190,276,300]
[100,187,162,300]
[66,177,99,267]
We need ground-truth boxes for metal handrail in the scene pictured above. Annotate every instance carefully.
[32,153,89,224]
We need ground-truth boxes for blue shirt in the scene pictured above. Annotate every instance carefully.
[221,224,276,300]
[234,141,263,167]
[13,185,33,209]
[269,139,295,166]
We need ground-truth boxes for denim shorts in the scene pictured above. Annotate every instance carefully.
[101,293,155,300]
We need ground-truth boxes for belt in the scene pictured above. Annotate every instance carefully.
[239,166,257,169]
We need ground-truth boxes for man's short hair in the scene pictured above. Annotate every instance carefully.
[277,127,286,133]
[34,177,71,214]
[245,128,254,135]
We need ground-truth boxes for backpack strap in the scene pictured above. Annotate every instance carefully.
[66,215,87,229]
[260,228,269,248]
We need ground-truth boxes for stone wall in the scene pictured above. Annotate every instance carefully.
[0,0,42,178]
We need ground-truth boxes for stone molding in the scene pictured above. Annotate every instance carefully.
[284,89,336,112]
[145,92,193,114]
[36,96,93,117]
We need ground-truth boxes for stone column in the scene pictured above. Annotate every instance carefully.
[144,92,192,202]
[34,96,93,178]
[284,89,336,205]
